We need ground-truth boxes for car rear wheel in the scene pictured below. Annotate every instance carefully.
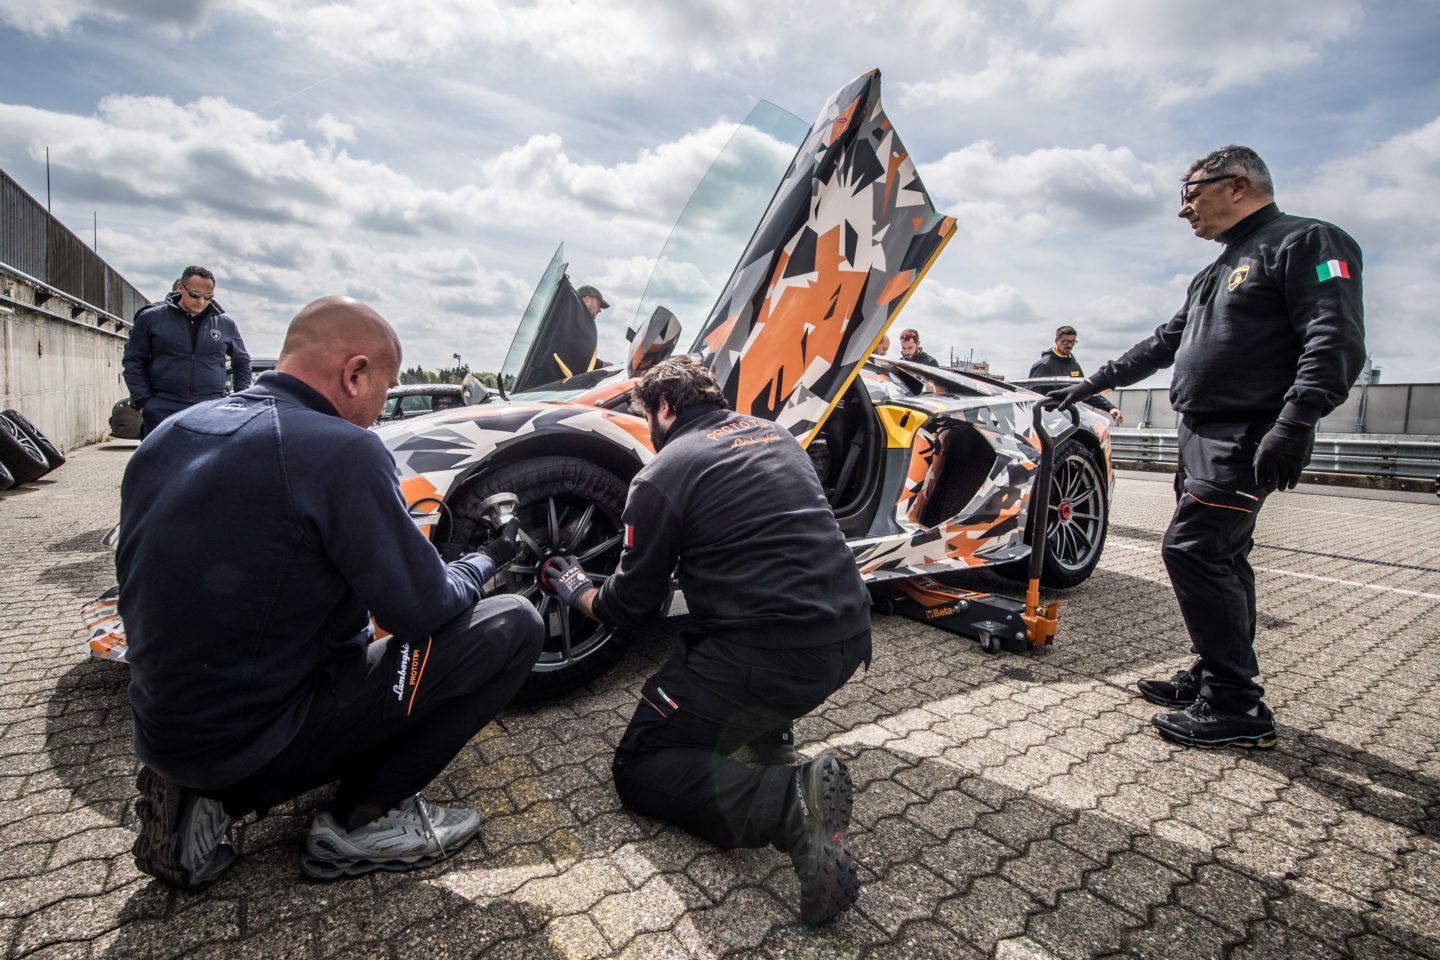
[447,456,630,700]
[998,438,1108,589]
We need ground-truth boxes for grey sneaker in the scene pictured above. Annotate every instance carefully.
[301,795,481,880]
[784,755,860,926]
[132,766,237,891]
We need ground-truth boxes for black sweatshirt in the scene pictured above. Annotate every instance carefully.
[1028,351,1115,412]
[592,404,869,647]
[1090,204,1365,426]
[118,373,492,790]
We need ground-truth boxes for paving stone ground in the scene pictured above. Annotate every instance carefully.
[3,444,1439,959]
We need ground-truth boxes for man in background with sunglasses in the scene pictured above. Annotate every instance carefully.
[1050,145,1365,751]
[123,265,252,436]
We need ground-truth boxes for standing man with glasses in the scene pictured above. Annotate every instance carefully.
[123,266,252,436]
[1049,145,1365,750]
[1028,325,1124,423]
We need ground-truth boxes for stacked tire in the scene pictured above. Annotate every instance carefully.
[0,410,65,489]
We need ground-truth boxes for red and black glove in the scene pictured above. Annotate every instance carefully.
[540,555,593,608]
[1254,418,1314,492]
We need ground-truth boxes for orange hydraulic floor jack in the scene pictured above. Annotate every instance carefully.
[877,402,1077,654]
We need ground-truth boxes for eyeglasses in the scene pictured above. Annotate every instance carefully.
[182,286,215,301]
[1180,174,1237,205]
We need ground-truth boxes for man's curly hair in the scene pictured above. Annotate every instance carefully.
[633,355,728,417]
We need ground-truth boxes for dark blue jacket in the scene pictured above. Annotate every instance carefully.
[117,373,493,790]
[123,292,252,406]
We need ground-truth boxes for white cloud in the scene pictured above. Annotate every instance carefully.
[922,140,1169,239]
[236,0,785,78]
[0,0,213,34]
[898,0,1360,107]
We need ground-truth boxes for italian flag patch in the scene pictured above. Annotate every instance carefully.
[624,524,635,549]
[1315,259,1351,282]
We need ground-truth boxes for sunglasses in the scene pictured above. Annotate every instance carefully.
[1180,174,1237,205]
[181,285,215,301]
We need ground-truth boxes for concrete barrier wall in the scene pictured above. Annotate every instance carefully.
[1,267,129,451]
[1110,384,1440,436]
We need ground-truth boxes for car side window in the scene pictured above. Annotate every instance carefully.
[399,396,432,417]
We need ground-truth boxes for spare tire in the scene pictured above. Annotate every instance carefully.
[0,457,14,492]
[109,398,143,440]
[445,455,631,701]
[0,413,53,484]
[2,410,65,469]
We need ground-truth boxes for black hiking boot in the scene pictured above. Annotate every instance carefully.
[746,725,799,766]
[783,755,859,926]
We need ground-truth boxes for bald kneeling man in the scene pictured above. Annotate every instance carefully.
[118,297,544,890]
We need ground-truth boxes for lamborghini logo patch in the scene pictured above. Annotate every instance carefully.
[1227,265,1250,292]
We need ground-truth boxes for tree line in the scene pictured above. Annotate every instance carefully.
[399,364,499,387]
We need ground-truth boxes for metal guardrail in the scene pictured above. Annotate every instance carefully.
[1111,430,1440,481]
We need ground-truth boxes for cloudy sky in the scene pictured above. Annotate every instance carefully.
[2,0,1436,384]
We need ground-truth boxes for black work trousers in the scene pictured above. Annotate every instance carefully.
[611,626,870,850]
[209,595,543,821]
[1161,418,1271,712]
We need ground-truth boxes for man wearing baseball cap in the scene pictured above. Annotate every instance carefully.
[575,285,609,319]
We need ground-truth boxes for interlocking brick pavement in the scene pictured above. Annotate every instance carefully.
[2,445,1438,959]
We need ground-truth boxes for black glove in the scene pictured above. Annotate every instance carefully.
[1046,379,1098,412]
[540,555,593,608]
[1254,419,1314,492]
[479,515,522,567]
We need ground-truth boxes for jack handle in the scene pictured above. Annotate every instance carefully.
[1022,400,1080,646]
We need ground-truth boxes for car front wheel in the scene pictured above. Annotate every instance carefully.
[999,438,1108,589]
[447,455,630,700]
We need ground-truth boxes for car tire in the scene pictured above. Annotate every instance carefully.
[0,413,54,484]
[2,410,65,469]
[448,455,632,700]
[0,457,14,491]
[998,438,1108,589]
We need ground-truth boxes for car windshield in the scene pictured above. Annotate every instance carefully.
[629,100,809,342]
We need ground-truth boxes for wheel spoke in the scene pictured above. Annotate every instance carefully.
[517,528,544,557]
[566,503,596,551]
[510,563,538,576]
[578,533,623,563]
[557,607,573,660]
[546,496,561,548]
[1069,510,1101,522]
[517,583,540,600]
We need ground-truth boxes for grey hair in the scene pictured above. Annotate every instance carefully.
[1185,145,1274,200]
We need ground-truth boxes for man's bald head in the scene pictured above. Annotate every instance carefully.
[276,297,402,427]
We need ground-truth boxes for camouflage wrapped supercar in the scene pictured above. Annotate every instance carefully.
[85,71,1112,697]
[371,70,1115,697]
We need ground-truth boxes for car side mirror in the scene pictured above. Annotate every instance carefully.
[627,306,682,378]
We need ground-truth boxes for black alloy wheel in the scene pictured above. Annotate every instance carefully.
[447,456,631,699]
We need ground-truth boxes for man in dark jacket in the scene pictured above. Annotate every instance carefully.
[897,327,938,366]
[1029,326,1123,423]
[119,296,544,890]
[122,266,252,436]
[1051,146,1365,750]
[540,356,871,926]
